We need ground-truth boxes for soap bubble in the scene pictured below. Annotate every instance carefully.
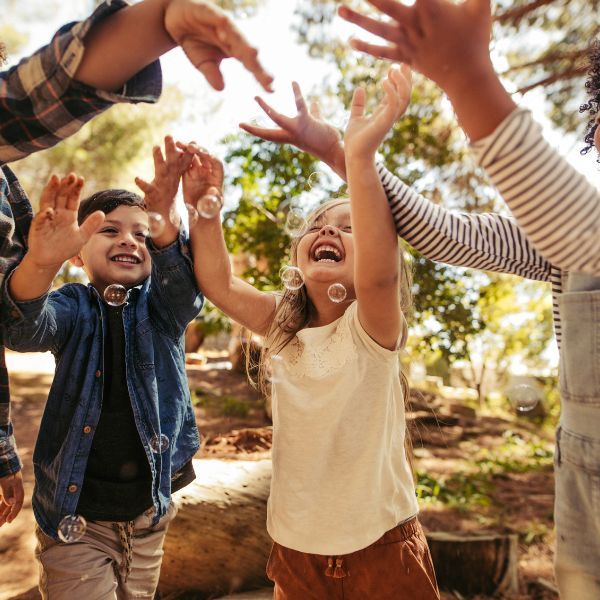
[284,209,307,237]
[58,514,87,543]
[197,193,223,219]
[280,266,304,291]
[104,284,127,306]
[327,283,347,303]
[147,212,165,237]
[507,383,540,412]
[150,433,169,453]
[307,172,320,190]
[186,203,198,227]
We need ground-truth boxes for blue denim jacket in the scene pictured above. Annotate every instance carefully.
[2,231,203,538]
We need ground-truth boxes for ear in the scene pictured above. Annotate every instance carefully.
[69,255,84,268]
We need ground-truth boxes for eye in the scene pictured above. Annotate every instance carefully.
[307,226,320,233]
[100,227,118,235]
[342,225,352,232]
[136,231,149,239]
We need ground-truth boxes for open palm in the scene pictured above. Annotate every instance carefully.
[180,146,224,204]
[28,175,104,269]
[240,81,342,166]
[345,66,412,160]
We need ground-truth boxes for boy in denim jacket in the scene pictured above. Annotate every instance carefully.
[1,137,202,598]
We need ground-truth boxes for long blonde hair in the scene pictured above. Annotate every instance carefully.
[246,197,415,468]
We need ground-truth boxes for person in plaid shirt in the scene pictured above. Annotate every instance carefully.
[0,0,272,528]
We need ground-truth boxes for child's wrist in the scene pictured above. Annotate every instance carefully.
[21,252,63,274]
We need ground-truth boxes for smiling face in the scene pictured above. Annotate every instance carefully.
[71,204,151,293]
[295,202,355,295]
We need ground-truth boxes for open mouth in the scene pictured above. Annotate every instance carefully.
[111,254,141,265]
[312,244,343,263]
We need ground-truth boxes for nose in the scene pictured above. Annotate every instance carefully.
[318,224,338,237]
[117,232,137,247]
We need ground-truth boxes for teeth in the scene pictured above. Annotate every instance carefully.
[314,245,341,262]
[112,256,138,264]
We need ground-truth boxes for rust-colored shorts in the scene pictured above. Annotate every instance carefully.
[267,516,440,599]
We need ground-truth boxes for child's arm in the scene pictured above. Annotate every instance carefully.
[8,175,105,302]
[75,0,272,93]
[242,75,552,282]
[344,67,409,350]
[135,135,192,248]
[183,148,276,336]
[341,0,600,274]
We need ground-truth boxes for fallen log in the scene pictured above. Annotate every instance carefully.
[160,460,520,598]
[159,459,272,598]
[426,531,519,595]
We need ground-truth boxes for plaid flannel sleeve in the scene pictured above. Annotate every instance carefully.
[0,0,163,478]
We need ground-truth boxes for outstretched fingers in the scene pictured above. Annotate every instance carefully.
[338,5,403,44]
[134,176,155,197]
[79,210,105,243]
[39,175,60,213]
[350,86,367,118]
[239,122,291,143]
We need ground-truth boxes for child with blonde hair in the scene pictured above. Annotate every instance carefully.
[182,67,439,599]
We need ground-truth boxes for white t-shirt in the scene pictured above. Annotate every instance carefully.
[267,301,418,555]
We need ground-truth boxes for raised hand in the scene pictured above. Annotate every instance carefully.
[0,472,24,527]
[164,0,273,92]
[135,135,192,228]
[179,144,224,208]
[27,174,104,270]
[339,0,492,94]
[344,66,411,161]
[239,82,346,178]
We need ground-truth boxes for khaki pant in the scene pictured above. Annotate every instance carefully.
[35,502,178,600]
[267,517,440,600]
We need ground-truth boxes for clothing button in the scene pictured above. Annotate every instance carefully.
[68,484,78,493]
[95,370,101,378]
[83,426,92,434]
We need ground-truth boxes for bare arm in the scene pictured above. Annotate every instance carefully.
[344,67,410,350]
[76,0,273,93]
[183,149,276,336]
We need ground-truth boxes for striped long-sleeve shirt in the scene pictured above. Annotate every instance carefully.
[377,109,600,349]
[0,0,162,477]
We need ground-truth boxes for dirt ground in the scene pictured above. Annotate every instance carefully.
[0,352,558,600]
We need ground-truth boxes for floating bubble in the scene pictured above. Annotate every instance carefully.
[147,212,165,238]
[327,283,347,303]
[508,383,540,413]
[284,209,307,237]
[57,514,87,543]
[186,203,198,227]
[150,433,169,453]
[280,266,304,291]
[307,172,320,190]
[104,284,127,306]
[197,193,223,219]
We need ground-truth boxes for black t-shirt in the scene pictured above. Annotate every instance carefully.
[77,304,195,521]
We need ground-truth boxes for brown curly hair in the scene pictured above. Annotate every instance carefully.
[0,42,7,65]
[580,40,600,158]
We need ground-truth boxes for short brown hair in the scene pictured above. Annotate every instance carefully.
[77,189,143,225]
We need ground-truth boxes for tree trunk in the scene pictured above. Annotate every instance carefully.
[159,459,272,598]
[426,532,519,595]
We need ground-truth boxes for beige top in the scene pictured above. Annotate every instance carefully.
[267,301,418,555]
